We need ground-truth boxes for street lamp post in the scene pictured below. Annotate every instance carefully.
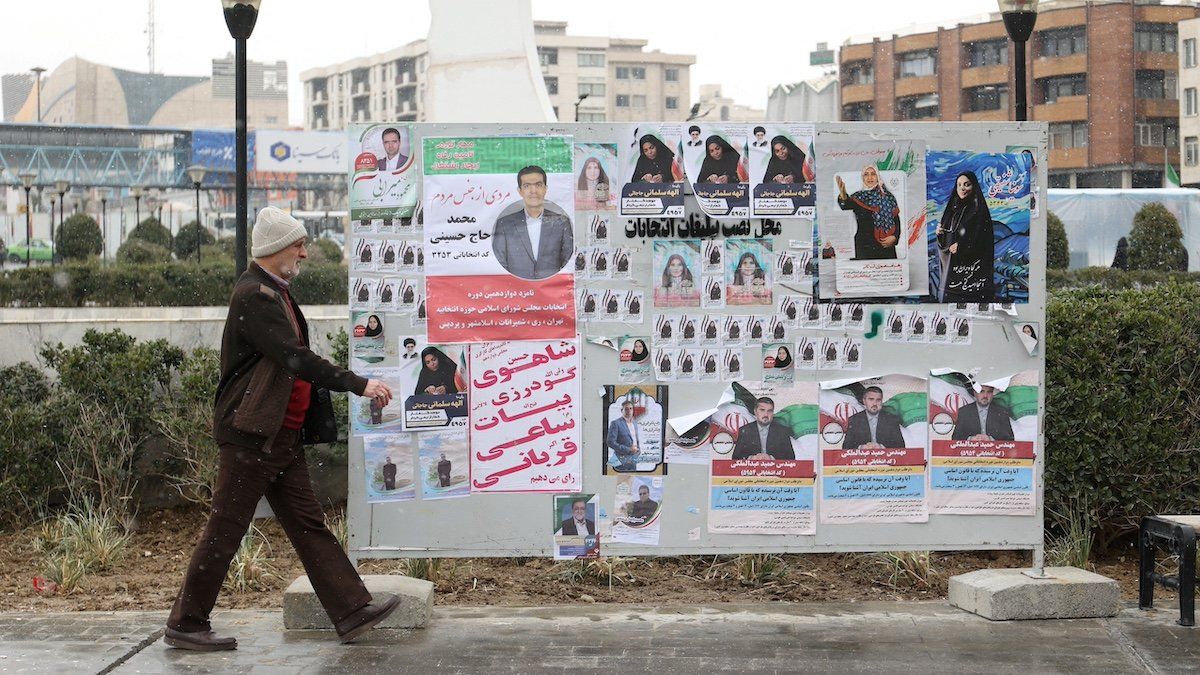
[131,186,143,239]
[187,164,207,264]
[30,67,45,123]
[574,93,589,121]
[99,189,109,263]
[54,179,69,266]
[19,172,36,268]
[222,0,263,277]
[998,0,1040,122]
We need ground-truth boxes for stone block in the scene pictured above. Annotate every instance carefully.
[283,574,434,630]
[948,566,1120,621]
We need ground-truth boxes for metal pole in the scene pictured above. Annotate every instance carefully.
[23,187,32,268]
[195,182,202,264]
[235,36,249,277]
[1015,39,1028,122]
[55,191,64,266]
[101,197,107,263]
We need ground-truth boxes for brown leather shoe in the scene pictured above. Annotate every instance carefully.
[334,594,401,643]
[163,627,238,651]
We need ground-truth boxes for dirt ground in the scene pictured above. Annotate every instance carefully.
[0,507,1174,613]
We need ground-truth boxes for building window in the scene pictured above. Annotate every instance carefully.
[1040,74,1086,103]
[578,82,606,97]
[1187,137,1199,166]
[896,93,939,120]
[538,47,558,66]
[1136,23,1177,53]
[897,49,937,78]
[632,94,646,108]
[665,96,679,110]
[543,76,558,95]
[1049,121,1088,149]
[578,112,606,122]
[1136,118,1179,147]
[842,59,873,85]
[665,68,679,82]
[578,51,606,68]
[842,102,874,121]
[1187,88,1198,116]
[631,66,646,80]
[1135,70,1177,100]
[965,39,1008,68]
[615,94,630,107]
[964,84,1008,112]
[1039,27,1086,57]
[615,66,630,79]
[1187,39,1198,68]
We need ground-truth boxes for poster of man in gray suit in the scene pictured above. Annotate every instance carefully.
[491,165,575,280]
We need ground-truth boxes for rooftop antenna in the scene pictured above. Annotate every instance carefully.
[146,0,156,73]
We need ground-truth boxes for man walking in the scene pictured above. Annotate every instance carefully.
[165,207,399,650]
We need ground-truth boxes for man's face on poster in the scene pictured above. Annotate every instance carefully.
[638,485,650,502]
[572,501,587,520]
[755,130,765,143]
[755,401,774,425]
[382,130,401,158]
[976,385,995,406]
[519,172,546,212]
[863,390,883,414]
[622,402,635,421]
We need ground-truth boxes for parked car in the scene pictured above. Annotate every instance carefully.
[7,239,58,263]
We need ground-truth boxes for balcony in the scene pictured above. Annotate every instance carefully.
[1048,146,1088,169]
[961,64,1008,89]
[1136,51,1179,71]
[841,82,874,104]
[1034,94,1087,122]
[1136,146,1178,165]
[1032,53,1087,79]
[311,91,327,103]
[840,43,873,62]
[894,74,937,98]
[1136,98,1180,118]
[961,109,1008,122]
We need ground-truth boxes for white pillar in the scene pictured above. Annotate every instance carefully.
[424,0,555,122]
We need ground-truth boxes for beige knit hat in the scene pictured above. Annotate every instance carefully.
[251,207,307,257]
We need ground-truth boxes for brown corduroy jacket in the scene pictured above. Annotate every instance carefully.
[212,262,367,452]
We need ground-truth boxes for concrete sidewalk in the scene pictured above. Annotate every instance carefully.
[0,602,1195,674]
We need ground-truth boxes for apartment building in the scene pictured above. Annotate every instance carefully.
[1179,17,1200,185]
[301,21,694,128]
[839,0,1200,188]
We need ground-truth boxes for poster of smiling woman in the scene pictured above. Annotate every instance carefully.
[925,151,1032,303]
[815,139,928,299]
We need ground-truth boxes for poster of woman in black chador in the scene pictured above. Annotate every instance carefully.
[681,124,749,217]
[620,125,686,217]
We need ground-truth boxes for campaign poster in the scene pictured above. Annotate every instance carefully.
[350,311,395,368]
[601,385,667,475]
[396,338,468,432]
[748,123,817,218]
[725,239,773,306]
[929,369,1038,515]
[417,429,470,500]
[926,151,1032,303]
[653,240,702,307]
[469,340,581,492]
[707,382,819,535]
[349,123,418,224]
[363,435,416,503]
[680,123,749,218]
[618,336,652,383]
[619,124,686,218]
[819,374,929,524]
[1005,144,1040,218]
[351,367,405,435]
[574,142,618,213]
[612,476,663,545]
[762,343,795,385]
[553,493,600,560]
[422,136,575,343]
[815,139,928,299]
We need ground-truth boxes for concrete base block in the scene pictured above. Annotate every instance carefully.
[283,574,434,630]
[948,566,1120,621]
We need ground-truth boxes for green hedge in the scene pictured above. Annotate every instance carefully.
[0,262,347,307]
[1044,282,1200,548]
[1048,267,1200,291]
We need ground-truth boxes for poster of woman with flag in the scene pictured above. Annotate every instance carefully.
[680,123,750,218]
[928,369,1038,515]
[819,374,929,524]
[748,124,817,218]
[706,382,819,535]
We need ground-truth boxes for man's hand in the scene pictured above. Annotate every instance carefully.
[881,235,898,247]
[363,379,392,407]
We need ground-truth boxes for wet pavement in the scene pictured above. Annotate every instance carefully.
[0,602,1196,674]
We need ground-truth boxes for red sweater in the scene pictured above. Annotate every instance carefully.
[279,289,312,430]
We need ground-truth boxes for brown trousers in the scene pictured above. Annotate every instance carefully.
[168,428,371,632]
